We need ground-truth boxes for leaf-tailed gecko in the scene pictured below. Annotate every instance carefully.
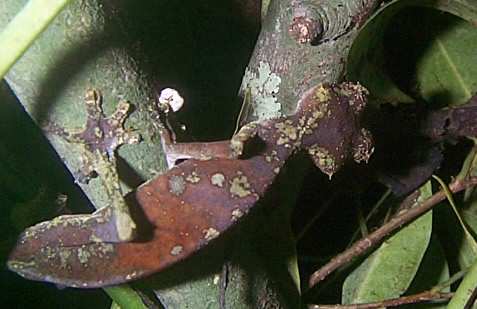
[8,82,373,288]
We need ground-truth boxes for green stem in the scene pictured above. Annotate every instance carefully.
[104,285,149,309]
[448,260,477,309]
[0,0,71,78]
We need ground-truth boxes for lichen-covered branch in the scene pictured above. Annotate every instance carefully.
[240,0,379,119]
[228,0,379,307]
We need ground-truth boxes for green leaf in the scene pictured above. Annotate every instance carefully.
[400,233,449,309]
[347,0,415,103]
[342,181,433,304]
[104,285,148,309]
[448,177,477,308]
[347,0,477,104]
[413,11,477,105]
[437,204,477,273]
[433,175,477,257]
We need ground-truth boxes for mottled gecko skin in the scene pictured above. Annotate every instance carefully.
[8,82,373,288]
[40,90,140,243]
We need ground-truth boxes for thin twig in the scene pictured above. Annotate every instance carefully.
[296,191,338,242]
[430,267,469,294]
[308,177,477,289]
[308,291,454,308]
[347,189,391,248]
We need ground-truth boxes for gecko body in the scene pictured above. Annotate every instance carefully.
[8,82,373,287]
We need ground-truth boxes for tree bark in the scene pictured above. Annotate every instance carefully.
[1,0,165,206]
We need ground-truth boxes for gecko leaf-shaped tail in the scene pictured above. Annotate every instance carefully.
[7,156,280,287]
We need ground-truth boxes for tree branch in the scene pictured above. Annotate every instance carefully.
[308,291,454,309]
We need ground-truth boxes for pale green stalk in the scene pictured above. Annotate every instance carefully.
[447,260,477,308]
[432,175,477,308]
[105,285,149,309]
[0,0,71,78]
[432,175,477,254]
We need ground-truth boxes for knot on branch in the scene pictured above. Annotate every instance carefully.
[288,1,367,44]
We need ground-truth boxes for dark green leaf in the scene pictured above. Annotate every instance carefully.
[347,0,477,104]
[342,182,433,304]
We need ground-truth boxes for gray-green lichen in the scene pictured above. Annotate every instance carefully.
[231,208,244,221]
[240,61,281,120]
[168,175,186,196]
[202,227,220,242]
[170,245,184,256]
[77,247,91,264]
[59,249,72,269]
[308,144,337,178]
[186,170,201,183]
[210,173,225,187]
[229,173,252,198]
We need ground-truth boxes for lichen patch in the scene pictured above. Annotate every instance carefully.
[170,245,184,256]
[275,120,298,140]
[77,246,91,265]
[125,271,138,280]
[198,155,212,161]
[353,128,374,163]
[202,227,220,242]
[97,243,114,256]
[168,174,186,196]
[231,208,244,221]
[59,249,72,269]
[308,144,337,178]
[314,84,330,102]
[239,61,281,120]
[229,173,251,198]
[186,170,201,183]
[210,173,226,187]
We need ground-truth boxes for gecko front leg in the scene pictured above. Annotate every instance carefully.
[41,90,140,242]
[229,121,259,158]
[149,92,258,168]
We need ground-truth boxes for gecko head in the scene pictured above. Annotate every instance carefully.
[295,82,369,115]
[296,82,374,178]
